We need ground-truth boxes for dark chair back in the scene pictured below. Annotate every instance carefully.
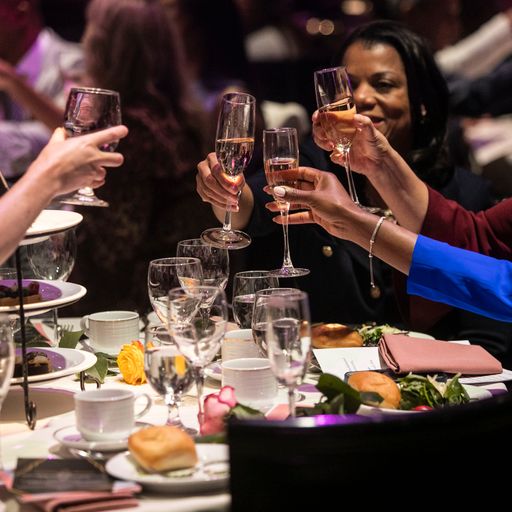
[228,393,512,509]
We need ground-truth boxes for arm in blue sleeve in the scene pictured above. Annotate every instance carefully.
[407,235,512,322]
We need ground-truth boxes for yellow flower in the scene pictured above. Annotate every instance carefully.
[117,340,146,385]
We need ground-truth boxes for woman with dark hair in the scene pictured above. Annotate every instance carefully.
[196,20,512,364]
[68,0,215,314]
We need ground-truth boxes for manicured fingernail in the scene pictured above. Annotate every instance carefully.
[274,186,286,197]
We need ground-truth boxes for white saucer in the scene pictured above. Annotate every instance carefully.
[53,422,149,452]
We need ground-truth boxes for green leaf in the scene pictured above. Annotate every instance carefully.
[84,353,109,384]
[59,330,84,349]
[229,403,264,419]
[195,433,227,444]
[316,373,362,413]
[25,340,52,347]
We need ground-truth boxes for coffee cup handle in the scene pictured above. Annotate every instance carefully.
[80,315,90,336]
[134,393,152,419]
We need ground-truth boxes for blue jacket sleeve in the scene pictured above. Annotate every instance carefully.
[407,235,512,322]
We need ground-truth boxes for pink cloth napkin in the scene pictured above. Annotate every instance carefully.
[379,334,503,375]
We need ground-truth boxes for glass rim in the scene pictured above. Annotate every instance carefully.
[234,270,277,278]
[169,284,225,293]
[255,287,301,296]
[69,86,120,97]
[222,92,256,105]
[263,127,297,134]
[177,238,208,246]
[149,257,201,266]
[314,65,348,76]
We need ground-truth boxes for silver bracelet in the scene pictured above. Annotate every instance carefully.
[369,216,386,291]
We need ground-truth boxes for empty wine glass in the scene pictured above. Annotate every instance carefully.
[201,92,255,249]
[176,238,229,290]
[144,326,195,434]
[147,257,203,325]
[168,286,228,420]
[60,87,122,207]
[264,289,312,417]
[26,229,77,342]
[314,66,374,210]
[232,270,279,328]
[0,315,15,469]
[263,127,309,277]
[0,267,23,335]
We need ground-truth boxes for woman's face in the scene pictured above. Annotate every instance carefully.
[342,41,412,155]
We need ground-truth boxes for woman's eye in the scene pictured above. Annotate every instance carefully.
[375,82,394,92]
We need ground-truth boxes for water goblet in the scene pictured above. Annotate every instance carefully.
[0,316,15,469]
[232,270,279,329]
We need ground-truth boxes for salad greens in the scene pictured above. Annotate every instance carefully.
[357,323,404,346]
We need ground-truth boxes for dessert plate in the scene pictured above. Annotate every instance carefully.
[10,347,97,385]
[204,361,222,382]
[106,444,229,493]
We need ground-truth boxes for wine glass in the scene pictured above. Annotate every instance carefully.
[147,257,203,325]
[314,66,374,211]
[167,286,228,420]
[264,289,312,418]
[60,87,122,207]
[25,229,77,342]
[201,92,255,249]
[0,267,23,335]
[0,315,15,469]
[232,270,279,329]
[263,127,310,277]
[144,326,196,434]
[176,239,229,290]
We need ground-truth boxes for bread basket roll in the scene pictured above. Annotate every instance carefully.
[128,425,198,472]
[312,323,364,348]
[347,371,401,409]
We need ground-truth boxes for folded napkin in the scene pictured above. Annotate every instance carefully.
[379,334,503,375]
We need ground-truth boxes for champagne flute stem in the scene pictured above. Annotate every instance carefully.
[288,386,297,418]
[195,367,205,416]
[280,205,294,269]
[52,308,60,343]
[164,391,180,426]
[342,148,360,206]
[222,203,233,232]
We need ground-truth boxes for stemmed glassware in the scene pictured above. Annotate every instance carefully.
[147,257,203,325]
[176,239,229,290]
[314,66,372,210]
[201,92,255,249]
[26,229,77,342]
[0,316,15,469]
[167,286,228,421]
[264,289,312,418]
[60,87,122,207]
[263,127,309,277]
[232,270,279,329]
[144,326,195,434]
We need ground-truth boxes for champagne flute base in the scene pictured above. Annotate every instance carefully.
[60,193,109,207]
[268,267,310,278]
[201,228,251,250]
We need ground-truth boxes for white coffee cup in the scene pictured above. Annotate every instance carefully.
[222,357,278,409]
[81,310,140,354]
[222,329,260,362]
[74,388,151,441]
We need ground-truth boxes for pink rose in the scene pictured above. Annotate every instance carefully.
[199,385,237,435]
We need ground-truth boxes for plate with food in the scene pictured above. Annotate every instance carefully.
[23,210,83,240]
[0,280,86,313]
[10,347,97,385]
[106,426,229,493]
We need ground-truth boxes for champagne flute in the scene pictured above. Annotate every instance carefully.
[25,229,77,342]
[264,289,312,418]
[263,128,310,277]
[60,87,122,207]
[168,286,228,420]
[176,238,229,290]
[144,326,195,434]
[0,316,15,469]
[147,257,203,325]
[232,270,279,329]
[201,92,255,249]
[314,67,374,211]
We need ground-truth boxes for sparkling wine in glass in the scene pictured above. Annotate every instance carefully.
[201,92,255,249]
[168,286,228,420]
[60,87,122,207]
[232,270,279,329]
[315,67,374,211]
[263,127,310,277]
[144,326,196,434]
[0,316,15,469]
[26,229,77,342]
[264,289,312,418]
[147,257,203,325]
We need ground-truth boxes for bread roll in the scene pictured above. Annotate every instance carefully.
[128,425,198,472]
[348,371,401,409]
[312,323,363,348]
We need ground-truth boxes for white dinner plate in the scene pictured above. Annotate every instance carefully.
[106,444,229,493]
[24,210,83,239]
[0,280,86,314]
[10,347,97,385]
[204,361,222,382]
[407,331,435,340]
[357,384,492,416]
[54,422,150,452]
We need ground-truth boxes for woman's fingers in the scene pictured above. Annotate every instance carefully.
[273,210,315,225]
